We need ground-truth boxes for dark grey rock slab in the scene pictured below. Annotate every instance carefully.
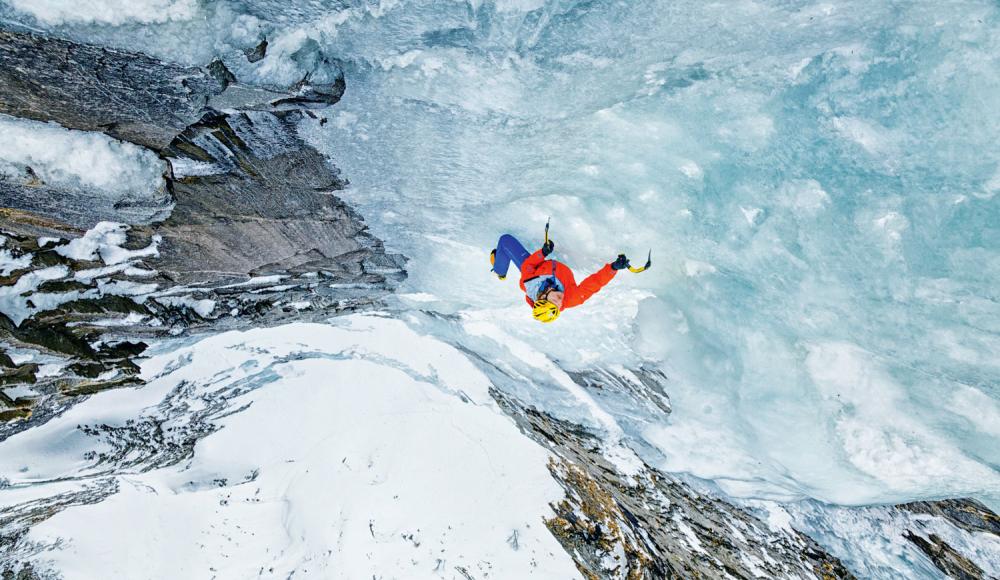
[154,109,383,285]
[900,498,1000,536]
[903,531,986,580]
[491,388,855,579]
[243,38,268,63]
[0,171,173,232]
[0,29,225,151]
[0,28,406,433]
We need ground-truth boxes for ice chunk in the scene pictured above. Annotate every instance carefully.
[4,0,197,25]
[0,115,166,199]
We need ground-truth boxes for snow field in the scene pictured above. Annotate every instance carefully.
[0,316,580,578]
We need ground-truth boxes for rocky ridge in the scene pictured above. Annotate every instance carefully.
[495,367,1000,580]
[0,28,405,433]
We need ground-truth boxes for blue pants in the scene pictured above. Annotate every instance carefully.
[493,234,529,278]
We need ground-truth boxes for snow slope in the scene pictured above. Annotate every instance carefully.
[0,315,579,578]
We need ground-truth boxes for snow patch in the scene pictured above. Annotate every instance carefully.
[154,296,217,318]
[56,222,160,265]
[0,247,32,276]
[97,279,159,296]
[219,275,287,289]
[0,265,69,326]
[398,292,439,303]
[3,384,38,400]
[0,114,166,197]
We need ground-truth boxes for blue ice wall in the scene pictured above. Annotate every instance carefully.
[6,0,998,508]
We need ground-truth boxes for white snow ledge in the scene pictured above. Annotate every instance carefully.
[0,113,167,200]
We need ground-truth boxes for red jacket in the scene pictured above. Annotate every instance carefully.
[519,249,617,309]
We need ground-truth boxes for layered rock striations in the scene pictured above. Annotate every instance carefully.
[493,367,1000,580]
[0,29,404,431]
[0,29,225,151]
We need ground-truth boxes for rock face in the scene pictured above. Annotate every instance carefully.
[158,109,383,284]
[490,369,855,580]
[901,499,1000,537]
[491,367,1000,580]
[0,28,405,432]
[0,29,225,151]
[0,173,173,234]
[899,499,1000,580]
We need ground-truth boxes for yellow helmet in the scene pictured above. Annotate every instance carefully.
[532,299,560,323]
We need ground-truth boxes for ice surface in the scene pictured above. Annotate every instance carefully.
[14,0,996,508]
[288,0,999,507]
[2,0,197,26]
[0,114,166,199]
[4,0,1000,575]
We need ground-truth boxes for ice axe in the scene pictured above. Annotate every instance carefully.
[628,249,652,273]
[544,217,550,247]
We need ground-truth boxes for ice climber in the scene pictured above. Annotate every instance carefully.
[490,233,634,323]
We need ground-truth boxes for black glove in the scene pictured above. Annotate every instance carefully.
[541,239,555,257]
[611,254,630,270]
